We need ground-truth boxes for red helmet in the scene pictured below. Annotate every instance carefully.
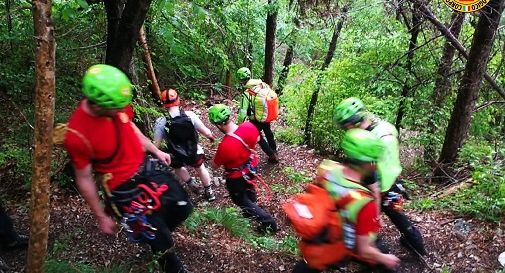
[161,88,180,108]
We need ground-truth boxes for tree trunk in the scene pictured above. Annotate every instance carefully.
[246,42,253,69]
[263,0,277,86]
[276,44,294,96]
[5,0,13,50]
[395,3,421,129]
[105,0,152,76]
[276,16,300,96]
[104,0,124,65]
[303,7,347,145]
[138,25,161,99]
[27,1,56,272]
[437,0,504,170]
[225,69,232,87]
[424,12,465,163]
[415,0,505,100]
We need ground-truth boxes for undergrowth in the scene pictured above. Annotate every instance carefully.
[185,207,298,255]
[270,167,312,195]
[45,239,132,273]
[408,140,505,222]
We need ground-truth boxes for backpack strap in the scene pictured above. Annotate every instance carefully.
[53,123,95,158]
[226,132,253,153]
[53,117,122,165]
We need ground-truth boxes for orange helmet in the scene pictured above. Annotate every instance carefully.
[161,88,180,108]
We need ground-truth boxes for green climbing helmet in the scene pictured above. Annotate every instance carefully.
[82,64,133,109]
[341,128,384,163]
[334,97,365,126]
[237,67,251,81]
[208,104,231,124]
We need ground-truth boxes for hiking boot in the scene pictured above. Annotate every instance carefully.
[2,234,28,250]
[186,178,203,195]
[204,186,216,202]
[267,152,279,164]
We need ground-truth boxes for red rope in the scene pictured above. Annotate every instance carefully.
[247,174,272,203]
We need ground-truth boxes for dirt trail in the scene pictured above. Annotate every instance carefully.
[1,102,503,273]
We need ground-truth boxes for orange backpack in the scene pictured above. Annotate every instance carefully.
[247,82,279,122]
[282,184,349,270]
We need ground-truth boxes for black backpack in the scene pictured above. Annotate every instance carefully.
[164,110,199,160]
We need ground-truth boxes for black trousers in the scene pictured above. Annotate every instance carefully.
[251,121,277,157]
[382,182,426,255]
[0,202,19,246]
[225,177,277,231]
[112,170,193,273]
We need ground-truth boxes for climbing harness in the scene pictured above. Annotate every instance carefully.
[225,133,272,202]
[102,157,169,243]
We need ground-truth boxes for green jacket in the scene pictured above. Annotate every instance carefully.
[237,79,263,123]
[368,118,402,192]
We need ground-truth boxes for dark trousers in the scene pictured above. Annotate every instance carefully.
[251,121,277,157]
[0,203,18,246]
[382,182,426,255]
[112,170,193,273]
[225,177,277,231]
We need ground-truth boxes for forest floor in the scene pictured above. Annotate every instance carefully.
[1,101,504,273]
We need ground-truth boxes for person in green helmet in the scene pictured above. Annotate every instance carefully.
[208,104,278,234]
[236,67,279,163]
[291,129,400,273]
[64,64,192,273]
[334,97,426,255]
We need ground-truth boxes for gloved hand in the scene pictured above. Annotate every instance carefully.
[392,181,410,200]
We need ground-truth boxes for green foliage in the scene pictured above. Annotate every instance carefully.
[275,127,304,145]
[44,259,95,273]
[0,143,32,189]
[185,206,298,255]
[407,197,437,211]
[149,0,269,87]
[281,3,410,153]
[282,167,311,184]
[51,240,71,257]
[44,259,130,273]
[46,239,132,273]
[271,167,311,194]
[408,140,505,222]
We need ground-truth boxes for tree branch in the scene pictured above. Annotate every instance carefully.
[412,0,505,100]
[66,41,106,51]
[474,100,505,112]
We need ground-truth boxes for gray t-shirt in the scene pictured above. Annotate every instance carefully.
[154,108,207,155]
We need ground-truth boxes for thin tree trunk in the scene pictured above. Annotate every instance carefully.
[225,69,232,87]
[276,16,300,96]
[263,0,277,86]
[246,43,253,69]
[105,0,152,76]
[304,7,347,145]
[27,0,56,272]
[138,25,161,99]
[395,4,421,129]
[436,0,504,171]
[424,12,465,163]
[5,0,13,50]
[276,45,294,96]
[414,0,505,100]
[104,0,124,65]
